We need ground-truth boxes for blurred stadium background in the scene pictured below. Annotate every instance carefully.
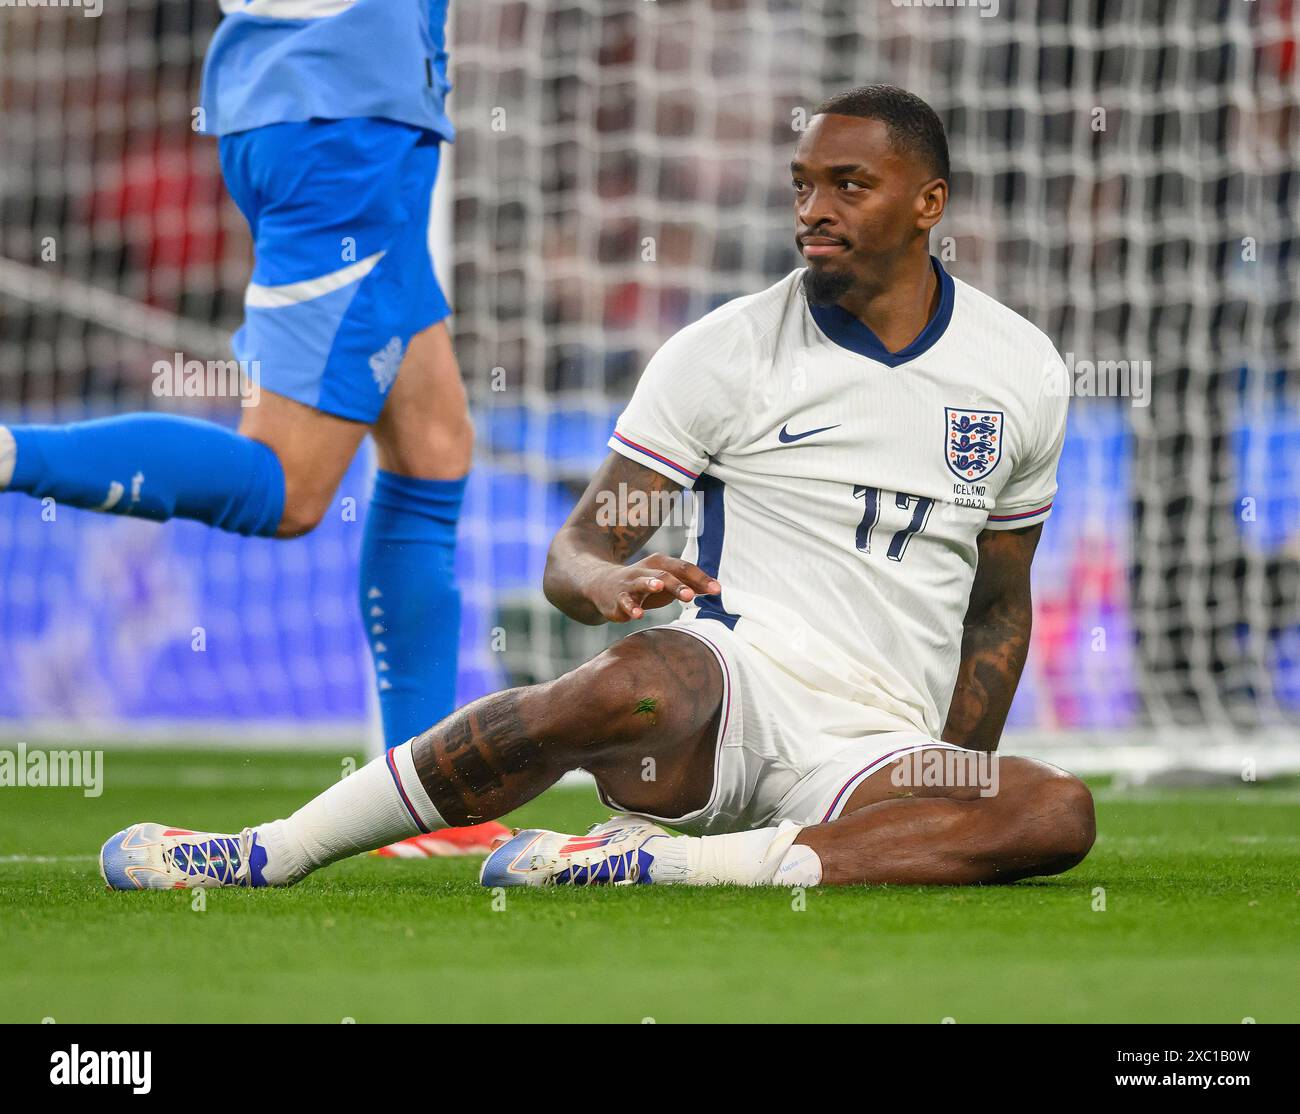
[0,0,1295,777]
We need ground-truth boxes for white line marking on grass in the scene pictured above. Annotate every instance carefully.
[1093,834,1300,846]
[1093,789,1300,805]
[0,855,98,864]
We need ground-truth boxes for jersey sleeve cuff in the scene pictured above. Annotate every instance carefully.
[985,501,1054,530]
[607,430,702,484]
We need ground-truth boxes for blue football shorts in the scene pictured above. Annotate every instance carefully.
[219,116,451,424]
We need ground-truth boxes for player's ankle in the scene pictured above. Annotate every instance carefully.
[249,818,312,886]
[649,822,822,887]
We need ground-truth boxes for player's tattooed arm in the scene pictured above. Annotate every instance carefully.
[544,450,721,625]
[942,524,1042,752]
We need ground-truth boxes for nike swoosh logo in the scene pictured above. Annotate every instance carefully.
[778,422,841,444]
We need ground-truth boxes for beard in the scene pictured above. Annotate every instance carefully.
[800,264,855,307]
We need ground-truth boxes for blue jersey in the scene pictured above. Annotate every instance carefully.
[200,0,453,140]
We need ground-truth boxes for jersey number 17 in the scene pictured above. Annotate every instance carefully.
[853,486,935,562]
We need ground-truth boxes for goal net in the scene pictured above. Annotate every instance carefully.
[1,0,1296,776]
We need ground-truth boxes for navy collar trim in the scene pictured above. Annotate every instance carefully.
[807,256,955,368]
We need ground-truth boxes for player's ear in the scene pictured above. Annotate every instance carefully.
[916,177,947,230]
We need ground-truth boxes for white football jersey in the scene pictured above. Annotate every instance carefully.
[608,258,1069,738]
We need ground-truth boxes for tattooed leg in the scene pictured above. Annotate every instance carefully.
[410,627,724,825]
[408,690,555,826]
[240,630,722,884]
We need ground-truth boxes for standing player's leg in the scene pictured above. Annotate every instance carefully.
[0,123,382,538]
[236,390,368,538]
[0,120,431,541]
[359,320,508,855]
[363,321,471,746]
[0,385,367,540]
[99,628,727,889]
[0,412,293,539]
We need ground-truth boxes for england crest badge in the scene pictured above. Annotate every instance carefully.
[945,407,1004,480]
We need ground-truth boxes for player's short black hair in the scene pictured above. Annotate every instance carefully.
[813,84,950,184]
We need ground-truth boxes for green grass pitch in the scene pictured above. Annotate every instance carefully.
[1,747,1297,1023]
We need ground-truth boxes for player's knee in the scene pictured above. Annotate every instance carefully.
[607,632,720,739]
[274,467,336,539]
[582,651,667,735]
[1038,772,1096,869]
[420,407,474,476]
[547,643,678,750]
[275,504,325,539]
[374,407,474,480]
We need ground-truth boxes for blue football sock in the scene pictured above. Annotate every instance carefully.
[359,469,465,750]
[0,414,285,537]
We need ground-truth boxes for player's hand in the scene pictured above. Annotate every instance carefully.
[587,554,722,623]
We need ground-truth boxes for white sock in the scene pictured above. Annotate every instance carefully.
[0,427,15,490]
[254,740,444,885]
[646,821,822,887]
